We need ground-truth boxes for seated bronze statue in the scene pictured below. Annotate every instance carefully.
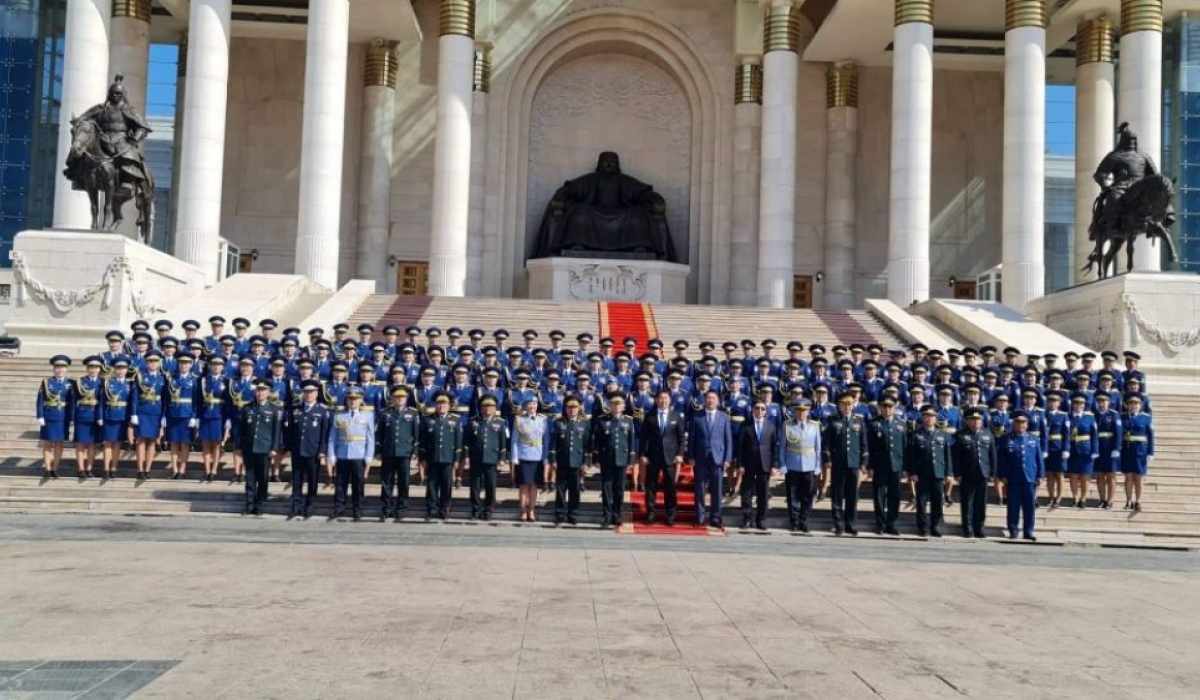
[532,151,678,262]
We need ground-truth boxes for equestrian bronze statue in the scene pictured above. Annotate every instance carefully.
[1083,123,1178,279]
[533,152,678,262]
[64,74,156,245]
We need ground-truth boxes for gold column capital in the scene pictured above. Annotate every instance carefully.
[473,48,491,93]
[1005,0,1046,31]
[112,0,151,22]
[1076,15,1115,65]
[364,39,398,89]
[1121,0,1163,35]
[763,3,802,53]
[735,61,762,105]
[440,0,476,39]
[895,0,934,27]
[826,62,858,109]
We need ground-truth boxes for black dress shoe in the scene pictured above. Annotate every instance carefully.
[1133,502,1142,512]
[790,524,800,533]
[483,512,492,521]
[755,523,768,532]
[885,527,900,536]
[845,527,858,536]
[875,527,885,536]
[930,529,942,538]
[917,529,927,537]
[664,518,674,527]
[252,508,262,517]
[352,514,362,522]
[329,511,344,521]
[1076,501,1085,509]
[567,516,577,525]
[644,516,656,526]
[303,511,313,520]
[1023,534,1037,542]
[799,524,810,534]
[832,526,843,536]
[50,471,59,480]
[741,520,752,530]
[600,522,611,530]
[974,531,988,539]
[962,531,974,538]
[287,513,296,521]
[241,506,251,516]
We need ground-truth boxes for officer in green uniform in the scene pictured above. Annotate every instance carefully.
[418,392,464,521]
[377,386,420,521]
[549,395,591,525]
[236,379,284,516]
[464,395,510,520]
[952,407,997,538]
[906,405,953,537]
[591,394,638,529]
[822,391,870,536]
[866,396,907,535]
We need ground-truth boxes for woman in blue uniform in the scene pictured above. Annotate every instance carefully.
[1066,392,1099,508]
[72,356,105,479]
[1121,394,1155,511]
[129,351,167,480]
[197,356,231,483]
[101,357,133,479]
[37,355,76,479]
[227,358,258,484]
[164,354,199,479]
[1091,392,1123,509]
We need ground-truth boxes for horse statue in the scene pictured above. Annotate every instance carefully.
[63,74,156,245]
[1082,123,1178,280]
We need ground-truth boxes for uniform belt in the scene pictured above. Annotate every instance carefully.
[1098,432,1113,438]
[940,428,957,434]
[1049,434,1063,441]
[786,447,815,455]
[342,436,366,442]
[78,399,98,406]
[519,438,540,446]
[1029,431,1041,436]
[1127,436,1147,442]
[361,406,375,412]
[453,407,469,412]
[107,401,127,407]
[731,416,745,423]
[172,399,192,404]
[1072,435,1091,443]
[205,398,223,404]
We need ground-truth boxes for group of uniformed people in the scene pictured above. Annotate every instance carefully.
[32,315,1156,537]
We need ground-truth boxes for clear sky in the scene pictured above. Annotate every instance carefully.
[1046,85,1076,156]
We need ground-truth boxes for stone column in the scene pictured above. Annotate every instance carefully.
[355,39,397,285]
[109,0,150,108]
[428,0,475,298]
[466,46,491,297]
[1001,0,1047,311]
[823,61,858,311]
[756,1,801,309]
[173,0,231,283]
[1120,0,1164,272]
[730,59,762,307]
[886,0,934,306]
[294,0,351,289]
[53,0,111,229]
[1074,16,1115,281]
[167,34,186,252]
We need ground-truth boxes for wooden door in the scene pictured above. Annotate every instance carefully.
[237,253,254,274]
[792,275,814,309]
[396,261,430,296]
[952,281,977,300]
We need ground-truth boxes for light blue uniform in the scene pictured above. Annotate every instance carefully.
[326,410,377,463]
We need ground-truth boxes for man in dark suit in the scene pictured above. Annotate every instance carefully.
[736,399,779,530]
[639,390,687,525]
[687,390,733,528]
[285,379,331,520]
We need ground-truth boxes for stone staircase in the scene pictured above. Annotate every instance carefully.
[346,296,907,350]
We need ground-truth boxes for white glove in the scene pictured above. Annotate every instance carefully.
[160,418,167,428]
[1147,455,1154,463]
[1042,452,1048,460]
[224,420,231,431]
[97,419,103,426]
[189,418,198,428]
[1061,451,1070,461]
[131,415,139,426]
[1111,450,1120,459]
[37,418,44,427]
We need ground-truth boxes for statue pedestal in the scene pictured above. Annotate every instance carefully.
[1025,272,1200,394]
[527,257,689,304]
[5,229,206,357]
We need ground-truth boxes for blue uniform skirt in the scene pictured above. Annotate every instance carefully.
[514,460,541,486]
[132,415,162,440]
[101,420,126,444]
[1066,454,1094,476]
[73,420,101,444]
[1093,454,1119,474]
[1121,457,1148,476]
[1045,452,1066,473]
[198,418,225,443]
[165,416,193,444]
[40,419,68,443]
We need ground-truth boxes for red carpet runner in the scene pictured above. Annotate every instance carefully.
[599,302,658,356]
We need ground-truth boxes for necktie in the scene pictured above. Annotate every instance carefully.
[708,412,714,430]
[660,412,666,432]
[756,421,762,440]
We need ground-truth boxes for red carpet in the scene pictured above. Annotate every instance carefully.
[600,302,658,355]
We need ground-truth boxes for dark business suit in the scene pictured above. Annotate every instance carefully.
[639,409,687,523]
[688,410,733,526]
[736,418,778,526]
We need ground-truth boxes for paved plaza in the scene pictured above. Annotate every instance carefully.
[0,514,1198,699]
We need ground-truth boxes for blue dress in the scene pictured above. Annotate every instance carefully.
[101,377,132,443]
[197,374,229,443]
[72,376,104,444]
[1121,412,1154,475]
[1066,412,1099,476]
[130,372,166,440]
[37,376,75,442]
[1044,411,1069,473]
[164,373,198,444]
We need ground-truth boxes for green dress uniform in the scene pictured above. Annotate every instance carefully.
[822,412,870,534]
[418,413,464,519]
[867,413,907,533]
[236,400,284,515]
[549,416,591,523]
[465,415,510,519]
[906,425,953,536]
[377,405,421,519]
[591,413,638,526]
[951,427,997,537]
